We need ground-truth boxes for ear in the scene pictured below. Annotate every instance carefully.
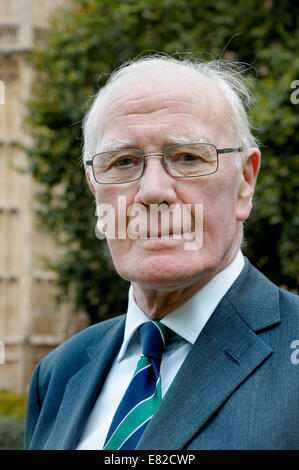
[86,169,95,194]
[235,147,261,222]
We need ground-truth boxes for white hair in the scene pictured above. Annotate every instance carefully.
[82,54,259,170]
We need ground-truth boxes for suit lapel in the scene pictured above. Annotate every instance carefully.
[44,317,125,450]
[137,260,279,450]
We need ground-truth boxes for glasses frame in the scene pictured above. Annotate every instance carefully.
[85,143,243,185]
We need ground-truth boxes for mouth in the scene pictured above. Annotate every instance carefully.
[124,201,199,243]
[139,230,183,239]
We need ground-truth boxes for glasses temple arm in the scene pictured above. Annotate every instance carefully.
[217,147,243,154]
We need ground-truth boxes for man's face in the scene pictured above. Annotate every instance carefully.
[89,65,259,291]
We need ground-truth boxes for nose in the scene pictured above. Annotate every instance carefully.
[134,155,178,206]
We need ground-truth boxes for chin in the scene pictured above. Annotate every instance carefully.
[115,257,211,290]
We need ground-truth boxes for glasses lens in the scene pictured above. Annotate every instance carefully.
[92,150,144,183]
[165,143,218,177]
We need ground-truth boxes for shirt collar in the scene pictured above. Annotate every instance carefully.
[118,250,244,362]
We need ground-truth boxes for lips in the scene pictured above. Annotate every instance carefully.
[140,232,183,240]
[126,202,195,240]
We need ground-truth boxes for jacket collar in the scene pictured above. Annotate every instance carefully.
[226,257,280,332]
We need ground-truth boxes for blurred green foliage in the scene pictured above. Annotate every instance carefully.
[0,415,25,450]
[0,392,28,419]
[0,394,27,450]
[24,0,298,324]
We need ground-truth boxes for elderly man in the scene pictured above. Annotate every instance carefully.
[25,55,299,450]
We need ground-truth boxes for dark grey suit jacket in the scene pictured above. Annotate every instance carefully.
[24,259,299,449]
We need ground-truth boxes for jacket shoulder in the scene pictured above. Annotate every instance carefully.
[278,286,299,320]
[278,286,299,303]
[227,258,298,332]
[36,314,125,389]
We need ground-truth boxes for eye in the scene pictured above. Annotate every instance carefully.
[115,156,135,167]
[108,153,142,169]
[177,153,198,162]
[174,152,204,163]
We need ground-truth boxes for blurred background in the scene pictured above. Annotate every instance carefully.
[0,0,298,449]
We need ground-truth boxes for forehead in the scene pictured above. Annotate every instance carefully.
[96,62,231,147]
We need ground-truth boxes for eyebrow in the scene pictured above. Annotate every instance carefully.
[97,135,212,153]
[97,139,136,153]
[167,135,212,145]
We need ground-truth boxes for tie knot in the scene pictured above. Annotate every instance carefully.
[138,321,167,361]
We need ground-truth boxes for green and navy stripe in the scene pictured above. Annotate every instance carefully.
[103,321,167,450]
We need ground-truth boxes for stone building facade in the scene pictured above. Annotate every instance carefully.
[0,0,88,393]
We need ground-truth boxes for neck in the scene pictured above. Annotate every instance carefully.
[132,245,241,320]
[131,281,206,320]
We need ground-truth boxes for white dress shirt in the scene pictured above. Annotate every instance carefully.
[76,250,244,450]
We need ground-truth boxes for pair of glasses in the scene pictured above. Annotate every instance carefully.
[86,143,243,184]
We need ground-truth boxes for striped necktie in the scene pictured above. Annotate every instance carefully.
[103,321,167,450]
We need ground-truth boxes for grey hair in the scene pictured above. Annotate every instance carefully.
[82,54,259,170]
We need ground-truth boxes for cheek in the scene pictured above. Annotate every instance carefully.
[95,187,137,255]
[95,186,136,228]
[95,182,138,205]
[186,177,238,237]
[96,186,121,205]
